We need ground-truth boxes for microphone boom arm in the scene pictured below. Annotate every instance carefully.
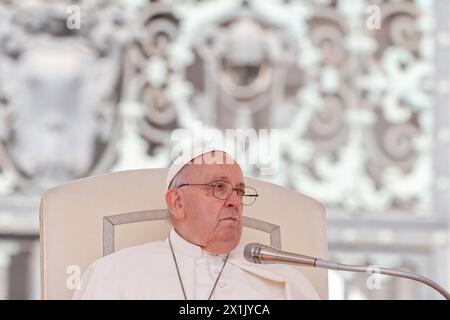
[245,243,450,300]
[315,259,450,300]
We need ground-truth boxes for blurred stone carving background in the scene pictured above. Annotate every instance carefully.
[0,0,448,299]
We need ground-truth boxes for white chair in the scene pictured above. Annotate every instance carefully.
[40,168,329,299]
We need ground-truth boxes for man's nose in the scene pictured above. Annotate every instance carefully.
[225,189,241,209]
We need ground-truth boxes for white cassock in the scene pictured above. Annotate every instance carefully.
[73,228,320,300]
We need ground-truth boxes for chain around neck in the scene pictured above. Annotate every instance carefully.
[168,234,230,300]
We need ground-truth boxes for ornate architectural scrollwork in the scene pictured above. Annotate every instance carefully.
[0,0,128,193]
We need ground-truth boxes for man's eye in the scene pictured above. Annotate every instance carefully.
[213,183,225,190]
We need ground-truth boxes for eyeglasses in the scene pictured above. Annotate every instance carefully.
[177,180,259,206]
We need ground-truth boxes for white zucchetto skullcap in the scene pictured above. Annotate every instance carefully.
[166,146,233,190]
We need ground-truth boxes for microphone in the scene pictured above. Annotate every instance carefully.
[244,243,450,300]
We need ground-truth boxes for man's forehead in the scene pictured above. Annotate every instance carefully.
[184,153,244,182]
[185,162,243,178]
[212,175,245,186]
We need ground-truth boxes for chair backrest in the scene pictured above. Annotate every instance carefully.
[40,168,329,299]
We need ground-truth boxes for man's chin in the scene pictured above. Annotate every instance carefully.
[209,235,241,254]
[218,223,241,237]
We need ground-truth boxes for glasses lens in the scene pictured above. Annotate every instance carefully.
[212,182,258,205]
[242,187,258,206]
[212,181,233,199]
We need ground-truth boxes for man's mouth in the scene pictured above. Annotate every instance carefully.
[220,217,238,222]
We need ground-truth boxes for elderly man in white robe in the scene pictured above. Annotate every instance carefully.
[73,149,320,300]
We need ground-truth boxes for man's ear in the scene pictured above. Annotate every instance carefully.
[165,189,186,221]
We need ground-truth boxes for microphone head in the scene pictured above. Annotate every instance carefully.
[244,243,318,267]
[244,243,263,264]
[243,243,255,262]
